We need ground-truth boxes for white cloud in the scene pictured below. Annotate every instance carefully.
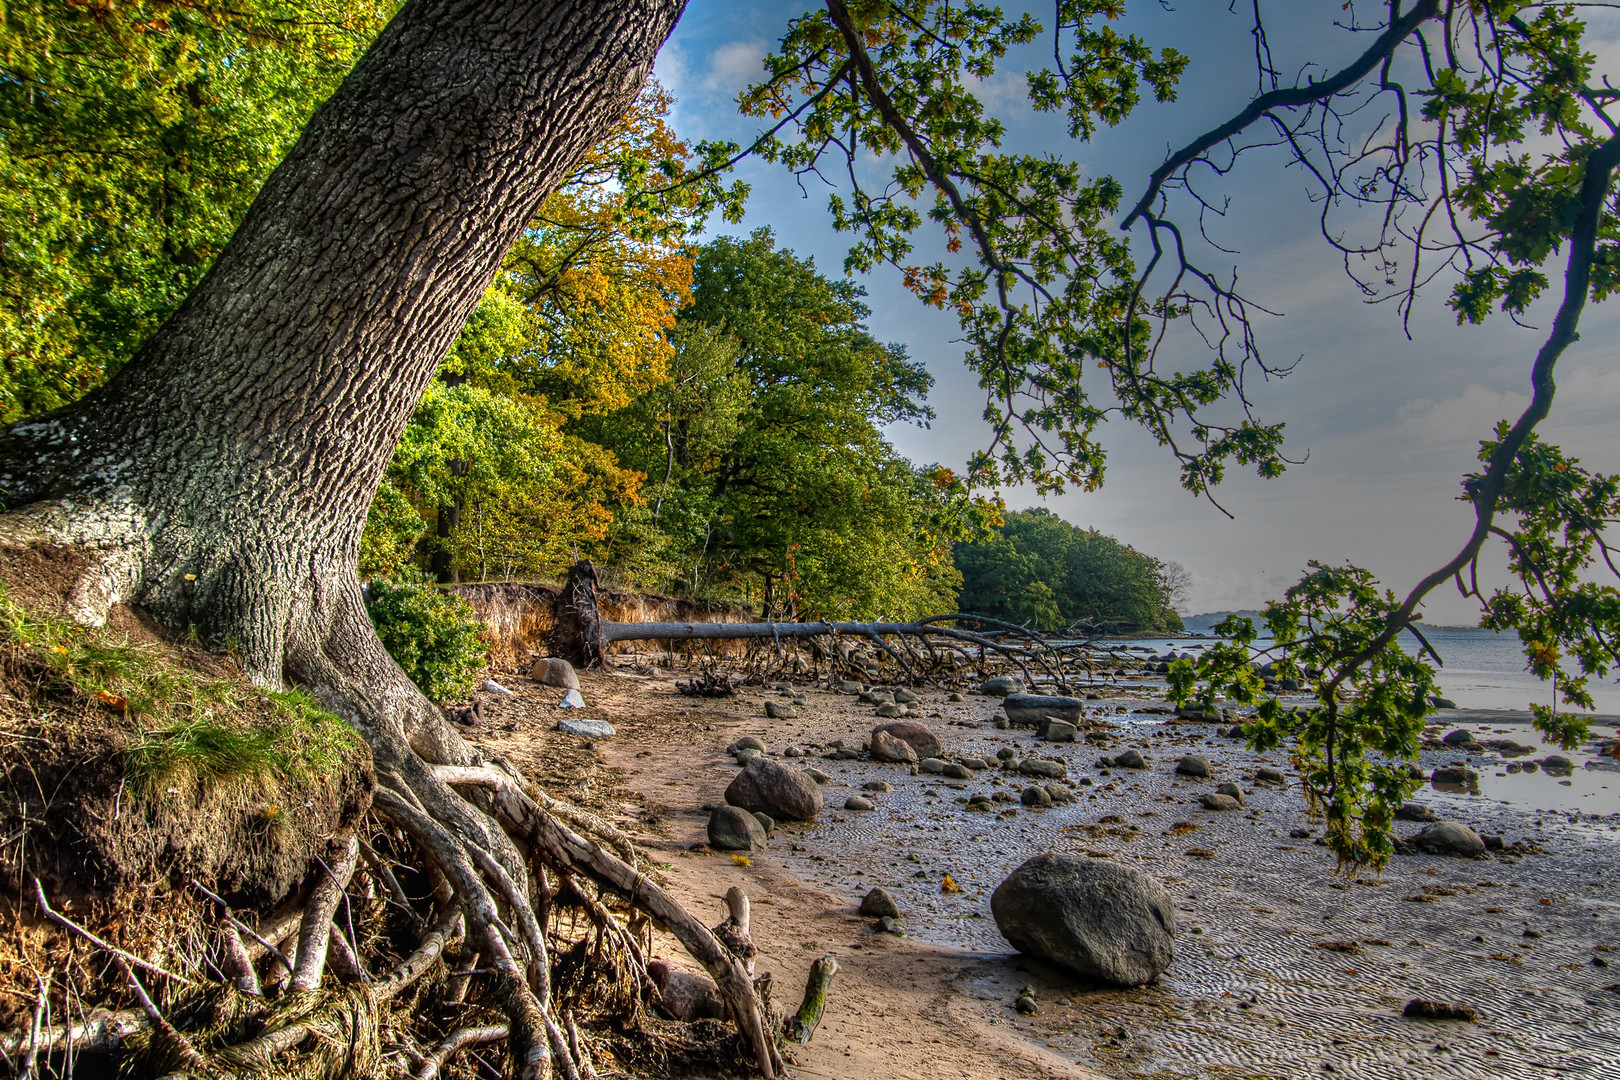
[700,39,770,96]
[1395,384,1531,447]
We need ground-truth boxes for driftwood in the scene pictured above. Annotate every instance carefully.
[547,561,1132,687]
[787,956,839,1044]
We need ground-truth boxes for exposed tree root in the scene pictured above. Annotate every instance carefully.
[0,533,827,1079]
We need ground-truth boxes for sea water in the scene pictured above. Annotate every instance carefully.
[1104,624,1620,713]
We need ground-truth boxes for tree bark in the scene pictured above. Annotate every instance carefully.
[0,0,685,761]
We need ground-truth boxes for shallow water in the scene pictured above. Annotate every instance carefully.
[1102,625,1620,713]
[767,690,1620,1079]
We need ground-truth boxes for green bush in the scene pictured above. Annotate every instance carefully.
[365,572,488,702]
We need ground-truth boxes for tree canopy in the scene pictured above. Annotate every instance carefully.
[955,508,1183,633]
[0,0,394,421]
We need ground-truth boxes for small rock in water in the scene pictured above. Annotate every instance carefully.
[942,761,972,780]
[958,756,989,770]
[1430,766,1479,786]
[919,757,947,775]
[557,688,587,708]
[735,748,762,765]
[1442,729,1479,747]
[1045,783,1077,805]
[1540,755,1574,776]
[557,718,615,737]
[802,768,831,784]
[967,793,994,811]
[1255,767,1285,785]
[1114,750,1147,769]
[482,679,514,695]
[783,745,803,758]
[1289,827,1313,839]
[1200,793,1242,812]
[1215,781,1244,805]
[1395,803,1439,822]
[859,887,900,918]
[1176,754,1211,778]
[996,747,1018,761]
[1021,785,1053,807]
[728,736,767,755]
[832,749,861,760]
[845,796,876,811]
[862,779,892,792]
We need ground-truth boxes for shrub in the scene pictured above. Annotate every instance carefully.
[365,572,488,702]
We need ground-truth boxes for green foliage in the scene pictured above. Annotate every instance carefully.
[954,508,1181,631]
[698,2,1274,496]
[1168,568,1435,871]
[582,230,992,619]
[364,572,489,702]
[1477,428,1610,747]
[0,0,393,421]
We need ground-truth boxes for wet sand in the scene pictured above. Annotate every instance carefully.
[474,671,1620,1080]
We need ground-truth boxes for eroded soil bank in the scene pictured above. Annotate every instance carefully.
[467,666,1620,1080]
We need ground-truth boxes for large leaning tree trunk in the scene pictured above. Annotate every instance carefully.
[0,0,674,762]
[0,2,785,1077]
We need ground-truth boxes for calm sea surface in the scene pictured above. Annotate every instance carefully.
[1104,625,1620,714]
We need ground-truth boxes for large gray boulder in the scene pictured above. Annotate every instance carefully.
[872,721,942,760]
[1003,694,1084,732]
[1412,821,1486,857]
[707,806,766,851]
[991,853,1176,987]
[725,756,823,821]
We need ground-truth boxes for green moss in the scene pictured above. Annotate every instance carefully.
[0,584,363,793]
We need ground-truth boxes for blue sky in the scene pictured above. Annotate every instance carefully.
[655,2,1620,622]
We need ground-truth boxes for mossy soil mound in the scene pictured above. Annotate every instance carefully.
[0,546,374,1029]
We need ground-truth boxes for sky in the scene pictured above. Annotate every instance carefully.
[654,2,1620,623]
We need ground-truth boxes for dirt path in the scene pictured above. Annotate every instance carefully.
[471,668,1106,1080]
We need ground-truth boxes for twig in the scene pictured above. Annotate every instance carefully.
[189,881,294,972]
[33,879,193,985]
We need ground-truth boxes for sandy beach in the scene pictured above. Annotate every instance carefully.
[469,667,1620,1080]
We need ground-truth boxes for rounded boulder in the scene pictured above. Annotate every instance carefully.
[725,756,824,821]
[707,806,766,851]
[991,853,1176,987]
[870,728,919,764]
[872,721,942,761]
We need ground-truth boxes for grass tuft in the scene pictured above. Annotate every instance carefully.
[0,584,362,795]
